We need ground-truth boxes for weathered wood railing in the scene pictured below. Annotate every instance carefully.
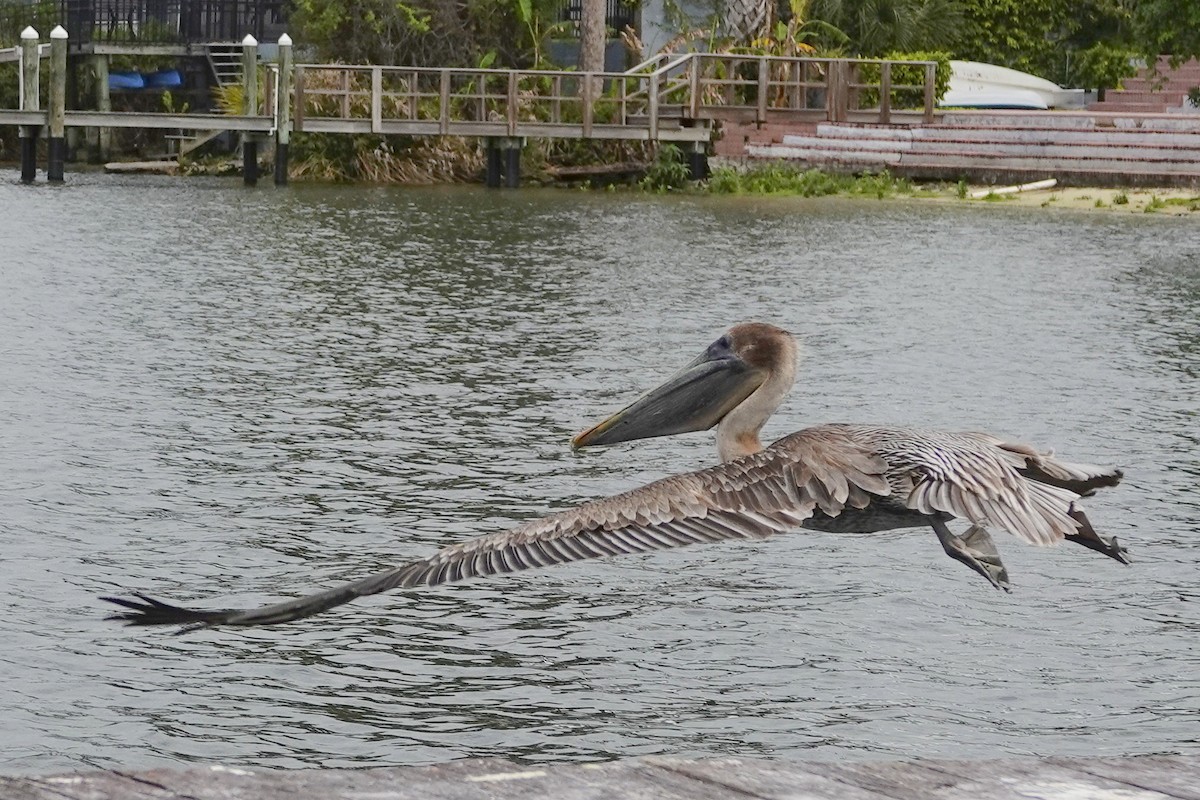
[288,63,708,142]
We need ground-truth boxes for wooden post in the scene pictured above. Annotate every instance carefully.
[370,65,382,133]
[879,61,891,124]
[273,32,292,186]
[90,54,111,161]
[506,70,517,136]
[47,25,67,182]
[241,34,258,186]
[581,72,593,137]
[19,26,39,183]
[923,61,936,123]
[756,57,768,124]
[293,65,305,131]
[648,69,659,140]
[438,70,450,134]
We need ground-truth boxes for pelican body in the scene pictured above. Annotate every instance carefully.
[105,322,1126,629]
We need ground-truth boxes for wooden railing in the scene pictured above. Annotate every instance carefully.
[283,53,938,140]
[289,62,709,141]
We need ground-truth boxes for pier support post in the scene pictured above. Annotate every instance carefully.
[273,33,293,186]
[504,141,520,188]
[687,142,709,181]
[485,138,502,188]
[484,137,522,188]
[19,26,40,183]
[47,25,68,182]
[241,34,259,186]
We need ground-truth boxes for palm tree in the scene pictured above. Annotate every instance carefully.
[808,0,962,55]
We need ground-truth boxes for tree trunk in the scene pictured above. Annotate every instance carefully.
[579,0,606,72]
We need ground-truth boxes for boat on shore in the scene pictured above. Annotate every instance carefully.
[940,61,1085,110]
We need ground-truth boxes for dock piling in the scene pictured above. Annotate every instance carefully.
[47,26,67,182]
[19,26,39,183]
[242,34,259,186]
[274,33,293,186]
[485,137,522,188]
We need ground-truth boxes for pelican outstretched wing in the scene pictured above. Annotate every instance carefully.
[104,428,891,629]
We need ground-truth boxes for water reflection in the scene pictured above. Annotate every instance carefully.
[0,174,1197,774]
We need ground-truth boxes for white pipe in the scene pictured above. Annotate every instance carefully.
[971,178,1058,198]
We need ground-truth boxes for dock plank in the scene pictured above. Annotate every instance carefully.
[922,757,1180,800]
[1050,756,1200,800]
[7,755,1199,800]
[648,756,891,800]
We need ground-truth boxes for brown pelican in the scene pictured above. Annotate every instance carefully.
[104,322,1126,629]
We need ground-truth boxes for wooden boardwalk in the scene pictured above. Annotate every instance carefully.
[4,755,1198,799]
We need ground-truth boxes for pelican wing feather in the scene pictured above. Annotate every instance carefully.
[103,427,892,629]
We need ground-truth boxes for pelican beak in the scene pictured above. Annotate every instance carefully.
[572,336,767,449]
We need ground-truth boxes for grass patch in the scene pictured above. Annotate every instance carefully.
[705,165,912,198]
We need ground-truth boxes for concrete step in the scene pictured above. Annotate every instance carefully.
[805,124,1200,147]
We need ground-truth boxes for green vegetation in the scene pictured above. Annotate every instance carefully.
[1113,192,1130,205]
[639,144,692,192]
[706,164,911,197]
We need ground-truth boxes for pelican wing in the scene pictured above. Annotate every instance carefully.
[877,427,1088,547]
[103,428,891,629]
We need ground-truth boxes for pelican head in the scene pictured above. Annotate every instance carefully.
[572,322,798,462]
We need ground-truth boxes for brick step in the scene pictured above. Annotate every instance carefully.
[1122,78,1200,92]
[765,138,1200,166]
[1087,101,1174,112]
[804,125,1200,147]
[1101,90,1188,104]
[935,111,1200,131]
[894,151,1200,175]
[741,144,1200,182]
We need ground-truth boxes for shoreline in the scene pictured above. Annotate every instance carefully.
[5,161,1198,214]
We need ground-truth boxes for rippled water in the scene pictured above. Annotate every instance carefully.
[0,171,1196,775]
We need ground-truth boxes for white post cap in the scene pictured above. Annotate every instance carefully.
[20,26,38,39]
[50,25,68,39]
[242,34,258,46]
[278,33,292,46]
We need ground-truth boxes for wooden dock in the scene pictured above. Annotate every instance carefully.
[3,755,1198,799]
[0,31,940,185]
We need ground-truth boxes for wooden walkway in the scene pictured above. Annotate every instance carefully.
[4,755,1198,799]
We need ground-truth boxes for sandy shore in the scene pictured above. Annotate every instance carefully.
[919,183,1200,214]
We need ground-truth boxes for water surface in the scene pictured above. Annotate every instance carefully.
[0,172,1197,774]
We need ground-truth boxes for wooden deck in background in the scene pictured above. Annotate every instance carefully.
[3,754,1198,800]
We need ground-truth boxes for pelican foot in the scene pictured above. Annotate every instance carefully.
[932,520,1011,592]
[1066,507,1131,565]
[1065,532,1131,565]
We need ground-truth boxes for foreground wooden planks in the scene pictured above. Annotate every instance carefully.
[3,754,1197,800]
